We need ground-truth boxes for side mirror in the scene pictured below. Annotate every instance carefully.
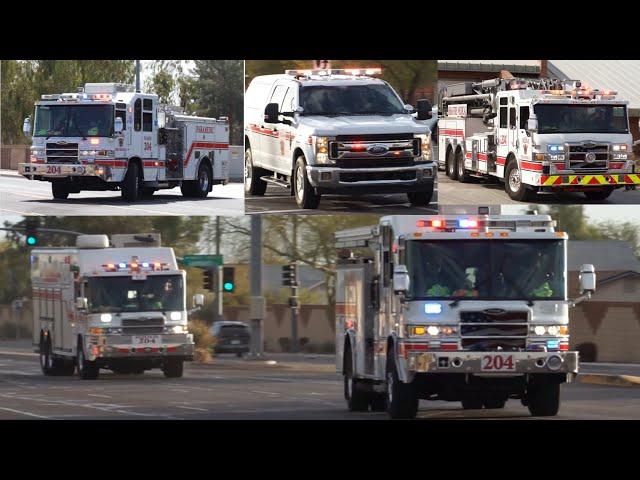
[23,117,32,138]
[416,99,433,120]
[393,265,411,294]
[264,103,280,124]
[193,293,205,308]
[75,297,88,310]
[527,116,538,133]
[579,264,596,295]
[114,116,124,133]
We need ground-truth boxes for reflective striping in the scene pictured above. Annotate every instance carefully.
[541,174,640,186]
[496,156,506,166]
[184,141,230,166]
[441,128,464,138]
[247,123,279,138]
[520,161,543,172]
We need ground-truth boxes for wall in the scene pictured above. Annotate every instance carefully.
[0,145,28,170]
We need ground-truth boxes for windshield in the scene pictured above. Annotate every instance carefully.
[34,104,114,137]
[406,240,565,301]
[87,275,184,313]
[534,104,628,134]
[299,84,405,116]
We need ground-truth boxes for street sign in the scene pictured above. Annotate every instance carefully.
[181,254,223,267]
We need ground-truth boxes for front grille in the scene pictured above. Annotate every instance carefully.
[459,310,528,352]
[566,143,609,172]
[331,133,417,162]
[340,170,416,183]
[337,158,414,169]
[122,326,164,335]
[46,142,79,164]
[122,317,164,335]
[335,134,414,142]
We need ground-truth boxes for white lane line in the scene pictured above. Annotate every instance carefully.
[87,394,112,399]
[251,390,281,396]
[176,406,208,412]
[0,407,51,419]
[0,207,45,216]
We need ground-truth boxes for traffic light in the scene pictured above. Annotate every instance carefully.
[203,268,214,291]
[222,266,235,293]
[282,263,297,286]
[25,218,38,246]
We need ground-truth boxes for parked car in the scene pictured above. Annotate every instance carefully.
[210,321,250,357]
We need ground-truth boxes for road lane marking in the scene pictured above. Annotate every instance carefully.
[87,394,112,399]
[0,207,45,216]
[176,406,208,412]
[0,407,51,419]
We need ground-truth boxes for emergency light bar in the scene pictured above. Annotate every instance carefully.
[416,218,480,229]
[285,68,382,78]
[102,261,169,272]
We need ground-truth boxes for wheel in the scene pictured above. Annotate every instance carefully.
[244,146,267,195]
[293,156,321,209]
[369,394,387,412]
[456,149,470,183]
[162,358,184,378]
[504,160,532,201]
[141,187,156,197]
[584,187,614,201]
[51,182,69,200]
[483,398,507,409]
[39,335,54,376]
[527,382,560,417]
[446,149,458,180]
[407,183,435,206]
[77,338,99,380]
[194,162,213,198]
[461,399,484,410]
[121,161,140,202]
[386,356,418,419]
[344,350,369,411]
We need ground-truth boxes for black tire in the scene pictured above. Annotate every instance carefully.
[527,382,560,417]
[456,149,470,183]
[192,162,213,198]
[121,161,140,202]
[39,335,54,376]
[461,399,484,410]
[141,187,156,197]
[504,160,532,202]
[483,398,507,409]
[407,182,435,206]
[386,356,418,419]
[162,358,184,378]
[244,146,267,196]
[369,394,388,412]
[51,182,69,200]
[584,187,614,201]
[77,338,99,380]
[446,148,458,180]
[344,350,369,412]
[293,156,321,209]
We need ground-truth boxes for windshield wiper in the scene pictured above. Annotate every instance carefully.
[499,270,535,306]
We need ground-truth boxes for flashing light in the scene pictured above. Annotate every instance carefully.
[613,144,627,151]
[100,314,112,323]
[142,262,149,268]
[458,219,478,228]
[548,144,565,153]
[171,325,186,334]
[427,326,440,336]
[153,262,162,270]
[118,263,127,269]
[547,340,559,350]
[424,303,443,314]
[417,219,443,228]
[130,262,139,269]
[106,263,115,270]
[413,326,426,335]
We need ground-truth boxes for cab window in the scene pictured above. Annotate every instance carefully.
[269,85,289,110]
[134,98,142,132]
[281,87,296,113]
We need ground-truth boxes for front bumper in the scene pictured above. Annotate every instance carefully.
[85,334,195,361]
[408,351,578,376]
[540,173,640,188]
[19,162,109,179]
[306,163,436,194]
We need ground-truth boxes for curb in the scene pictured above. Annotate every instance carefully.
[0,170,21,177]
[577,373,640,388]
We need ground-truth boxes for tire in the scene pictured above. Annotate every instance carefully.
[504,160,532,202]
[51,182,69,200]
[527,382,560,417]
[39,335,54,376]
[344,350,369,412]
[244,146,267,196]
[369,394,388,412]
[121,161,140,202]
[456,149,470,183]
[386,356,418,419]
[162,358,184,378]
[194,162,213,198]
[446,148,458,180]
[584,187,614,201]
[77,338,99,380]
[461,399,484,410]
[483,398,507,409]
[293,156,321,209]
[407,182,435,206]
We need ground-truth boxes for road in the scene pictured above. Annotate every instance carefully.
[437,171,640,205]
[246,183,438,215]
[0,349,637,420]
[0,171,245,216]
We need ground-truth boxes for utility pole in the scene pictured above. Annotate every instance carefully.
[290,218,299,353]
[213,216,222,323]
[249,215,265,357]
[135,60,141,93]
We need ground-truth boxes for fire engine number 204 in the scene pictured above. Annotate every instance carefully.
[481,354,515,371]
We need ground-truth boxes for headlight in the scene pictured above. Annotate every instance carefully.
[409,324,457,337]
[30,148,44,156]
[415,134,431,161]
[531,325,568,336]
[612,144,628,151]
[100,313,112,323]
[171,325,187,334]
[170,311,182,321]
[314,136,334,164]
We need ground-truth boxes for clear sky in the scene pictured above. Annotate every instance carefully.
[500,205,640,226]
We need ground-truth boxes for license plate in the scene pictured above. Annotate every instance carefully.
[481,354,515,372]
[133,335,161,346]
[231,340,241,345]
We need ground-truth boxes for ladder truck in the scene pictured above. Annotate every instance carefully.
[335,212,596,418]
[437,77,638,201]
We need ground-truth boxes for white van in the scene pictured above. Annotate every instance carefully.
[244,69,437,209]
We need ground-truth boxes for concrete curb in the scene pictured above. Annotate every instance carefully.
[0,169,21,177]
[577,373,640,388]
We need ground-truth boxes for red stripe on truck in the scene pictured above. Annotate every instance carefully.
[184,142,230,166]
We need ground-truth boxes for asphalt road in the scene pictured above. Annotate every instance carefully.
[0,171,245,216]
[0,350,637,420]
[437,170,640,205]
[245,183,438,215]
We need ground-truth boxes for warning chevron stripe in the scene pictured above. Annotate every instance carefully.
[541,174,640,187]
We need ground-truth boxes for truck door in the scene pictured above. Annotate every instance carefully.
[263,83,289,173]
[54,288,63,350]
[508,104,518,155]
[278,84,297,174]
[517,105,531,162]
[115,102,129,157]
[131,97,144,159]
[496,96,510,169]
[141,98,157,163]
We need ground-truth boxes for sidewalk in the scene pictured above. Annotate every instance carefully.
[1,169,21,177]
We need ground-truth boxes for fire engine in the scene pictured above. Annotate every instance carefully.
[335,211,596,418]
[244,68,436,209]
[19,83,230,201]
[31,233,199,379]
[438,77,638,201]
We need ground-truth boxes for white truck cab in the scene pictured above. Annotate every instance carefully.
[244,69,437,209]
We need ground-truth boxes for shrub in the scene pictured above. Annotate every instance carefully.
[188,320,215,361]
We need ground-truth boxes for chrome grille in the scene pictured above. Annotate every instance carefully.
[460,310,528,352]
[121,317,164,335]
[330,133,418,165]
[565,142,609,173]
[46,142,79,164]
